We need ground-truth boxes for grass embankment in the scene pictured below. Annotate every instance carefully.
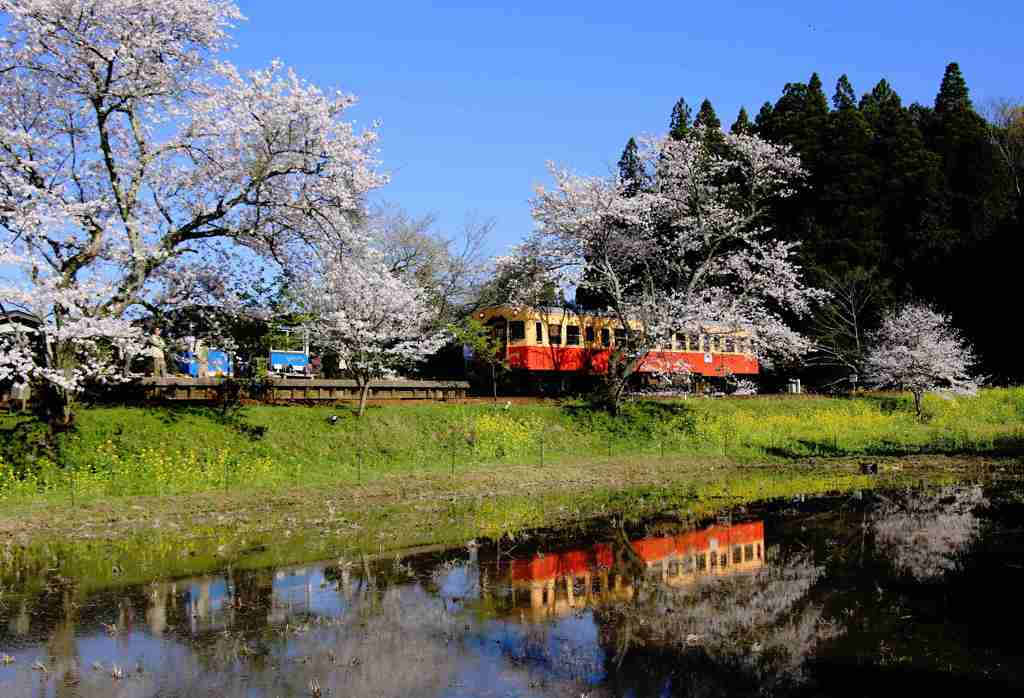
[2,388,1022,503]
[0,457,995,596]
[0,388,1020,580]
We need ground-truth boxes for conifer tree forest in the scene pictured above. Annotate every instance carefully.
[600,63,1023,385]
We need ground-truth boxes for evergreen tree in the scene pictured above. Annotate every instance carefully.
[859,79,900,124]
[730,106,752,135]
[617,137,644,197]
[924,63,1016,381]
[807,73,830,117]
[693,98,722,132]
[934,62,972,115]
[668,98,692,140]
[817,75,881,271]
[753,101,774,135]
[832,74,857,111]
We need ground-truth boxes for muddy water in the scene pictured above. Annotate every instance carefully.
[2,479,1023,697]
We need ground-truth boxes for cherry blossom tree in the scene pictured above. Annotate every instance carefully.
[863,303,979,419]
[518,127,825,412]
[0,0,385,424]
[294,248,446,417]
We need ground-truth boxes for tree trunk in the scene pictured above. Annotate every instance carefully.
[491,363,497,402]
[357,379,371,417]
[913,390,924,421]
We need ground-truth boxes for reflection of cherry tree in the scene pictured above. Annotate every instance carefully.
[871,485,987,581]
[596,551,838,693]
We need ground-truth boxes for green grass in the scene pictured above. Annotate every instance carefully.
[0,460,970,597]
[1,387,1022,503]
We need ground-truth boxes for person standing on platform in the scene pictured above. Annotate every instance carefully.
[149,327,167,378]
[193,337,209,379]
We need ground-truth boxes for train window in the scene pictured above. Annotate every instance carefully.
[509,321,526,341]
[744,544,754,561]
[535,322,543,343]
[689,334,699,351]
[566,325,580,345]
[724,337,735,353]
[720,553,728,567]
[668,560,679,576]
[710,552,718,568]
[697,553,707,571]
[733,545,742,564]
[614,328,627,344]
[548,324,562,345]
[757,544,762,560]
[585,326,595,343]
[601,328,610,346]
[674,332,686,350]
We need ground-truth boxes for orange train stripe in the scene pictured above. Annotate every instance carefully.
[504,346,759,377]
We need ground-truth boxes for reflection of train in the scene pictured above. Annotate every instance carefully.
[474,305,758,391]
[505,521,765,620]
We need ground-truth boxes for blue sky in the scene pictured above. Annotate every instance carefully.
[230,1,1023,254]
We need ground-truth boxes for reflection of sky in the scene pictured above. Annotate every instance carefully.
[1,559,608,698]
[274,566,352,618]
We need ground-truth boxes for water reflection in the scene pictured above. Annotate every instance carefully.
[870,484,987,580]
[0,482,1021,697]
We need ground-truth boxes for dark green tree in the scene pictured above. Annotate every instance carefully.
[617,137,645,197]
[668,98,692,140]
[934,62,972,116]
[753,101,774,134]
[693,98,721,132]
[730,106,753,135]
[814,75,881,272]
[832,74,856,111]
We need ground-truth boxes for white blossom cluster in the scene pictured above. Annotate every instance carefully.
[294,245,447,403]
[0,0,385,403]
[863,303,979,408]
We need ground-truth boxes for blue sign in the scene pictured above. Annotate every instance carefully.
[270,350,308,371]
[177,350,233,378]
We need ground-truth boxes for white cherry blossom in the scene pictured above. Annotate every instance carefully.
[0,0,385,421]
[863,303,979,418]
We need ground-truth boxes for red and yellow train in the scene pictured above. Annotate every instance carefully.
[474,305,759,385]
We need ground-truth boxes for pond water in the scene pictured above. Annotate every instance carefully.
[2,478,1024,697]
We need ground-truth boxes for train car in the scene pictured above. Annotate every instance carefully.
[472,305,758,391]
